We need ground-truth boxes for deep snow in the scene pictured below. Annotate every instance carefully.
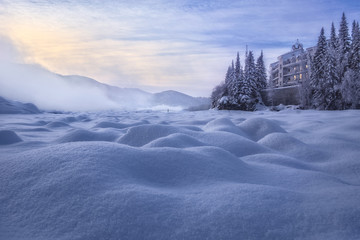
[0,108,360,239]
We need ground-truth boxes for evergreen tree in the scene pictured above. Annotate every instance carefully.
[210,83,226,109]
[232,53,243,103]
[338,12,351,80]
[349,21,360,71]
[235,52,241,80]
[330,22,338,50]
[323,23,341,109]
[253,50,267,107]
[342,70,359,109]
[339,13,351,55]
[242,51,257,110]
[324,48,339,109]
[211,63,234,109]
[227,60,236,102]
[329,22,340,82]
[212,48,267,111]
[213,58,241,110]
[306,13,360,110]
[224,65,232,85]
[355,22,360,107]
[223,66,232,96]
[342,21,360,108]
[310,27,328,109]
[255,50,267,90]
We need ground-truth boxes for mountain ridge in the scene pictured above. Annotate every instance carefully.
[0,63,210,111]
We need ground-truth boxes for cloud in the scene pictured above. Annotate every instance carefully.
[0,36,127,111]
[1,0,360,96]
[0,35,22,63]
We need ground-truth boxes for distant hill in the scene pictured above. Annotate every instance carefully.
[63,75,210,110]
[63,75,153,109]
[0,63,210,111]
[0,96,40,114]
[152,90,210,110]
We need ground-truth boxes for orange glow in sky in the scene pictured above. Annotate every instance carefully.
[1,1,359,96]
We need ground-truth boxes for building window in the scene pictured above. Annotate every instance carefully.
[294,75,297,80]
[300,74,302,79]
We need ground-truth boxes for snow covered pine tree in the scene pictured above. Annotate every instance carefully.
[211,49,266,111]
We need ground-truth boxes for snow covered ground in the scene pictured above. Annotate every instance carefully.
[1,108,360,239]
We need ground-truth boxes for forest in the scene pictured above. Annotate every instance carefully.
[212,13,360,111]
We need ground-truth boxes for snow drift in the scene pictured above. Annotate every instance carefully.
[1,108,360,239]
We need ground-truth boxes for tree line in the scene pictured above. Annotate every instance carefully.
[211,49,267,111]
[301,13,360,110]
[212,13,360,111]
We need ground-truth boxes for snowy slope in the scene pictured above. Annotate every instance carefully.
[0,109,360,239]
[152,90,210,109]
[0,63,209,111]
[0,96,40,114]
[63,76,210,110]
[63,75,154,109]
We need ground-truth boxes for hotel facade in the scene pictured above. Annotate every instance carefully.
[269,40,316,88]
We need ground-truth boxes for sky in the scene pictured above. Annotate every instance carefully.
[1,0,360,97]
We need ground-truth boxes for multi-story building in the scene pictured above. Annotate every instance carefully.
[269,40,316,88]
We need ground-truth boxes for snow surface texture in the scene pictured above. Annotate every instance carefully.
[1,109,360,239]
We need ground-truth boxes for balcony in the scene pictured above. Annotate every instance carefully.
[283,70,307,77]
[271,69,279,74]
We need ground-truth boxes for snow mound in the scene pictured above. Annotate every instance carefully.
[56,129,118,143]
[46,121,70,128]
[239,117,287,141]
[93,121,129,129]
[1,140,359,240]
[61,115,91,123]
[0,96,40,114]
[118,124,185,147]
[21,127,52,132]
[258,132,323,160]
[242,153,316,171]
[93,120,149,129]
[258,132,307,149]
[30,120,49,126]
[60,116,78,123]
[203,118,248,137]
[1,110,360,239]
[0,142,254,239]
[0,130,22,145]
[144,133,205,148]
[193,131,271,157]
